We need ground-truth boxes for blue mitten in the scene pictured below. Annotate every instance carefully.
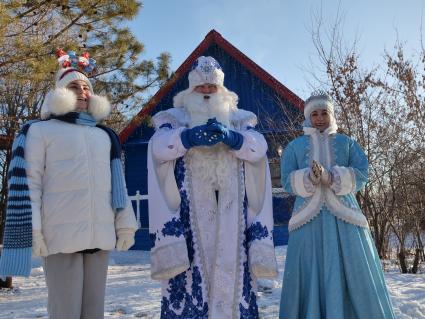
[205,121,244,150]
[181,124,223,149]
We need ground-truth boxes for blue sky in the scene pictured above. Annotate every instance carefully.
[127,0,424,100]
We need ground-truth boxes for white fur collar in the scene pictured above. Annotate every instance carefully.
[303,122,338,136]
[152,107,257,130]
[40,88,111,121]
[230,109,257,129]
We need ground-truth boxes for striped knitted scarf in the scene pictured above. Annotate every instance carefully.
[0,112,127,276]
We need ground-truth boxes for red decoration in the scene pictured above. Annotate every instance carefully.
[56,48,67,58]
[78,52,90,68]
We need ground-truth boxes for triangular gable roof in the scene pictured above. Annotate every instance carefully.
[119,29,304,144]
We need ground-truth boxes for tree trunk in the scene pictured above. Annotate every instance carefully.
[411,248,421,274]
[398,249,408,273]
[0,276,12,289]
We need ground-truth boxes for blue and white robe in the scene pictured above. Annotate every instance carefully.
[279,125,396,319]
[148,108,277,319]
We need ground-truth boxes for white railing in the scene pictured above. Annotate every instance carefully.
[129,189,288,229]
[128,190,148,229]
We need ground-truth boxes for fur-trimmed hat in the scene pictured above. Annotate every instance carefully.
[304,90,335,120]
[55,68,93,92]
[40,49,110,121]
[303,90,338,133]
[54,48,95,92]
[188,56,224,88]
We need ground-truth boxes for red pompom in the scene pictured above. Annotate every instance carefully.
[62,60,71,68]
[56,48,67,58]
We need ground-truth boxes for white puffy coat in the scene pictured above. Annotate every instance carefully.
[25,116,137,255]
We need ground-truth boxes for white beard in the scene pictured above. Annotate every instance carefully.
[183,91,238,189]
[187,144,238,190]
[183,91,232,128]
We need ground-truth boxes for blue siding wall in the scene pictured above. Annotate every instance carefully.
[273,196,295,246]
[124,43,300,250]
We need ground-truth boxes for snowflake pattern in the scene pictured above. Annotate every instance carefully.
[162,218,185,238]
[160,158,208,318]
[190,56,222,74]
[161,158,259,318]
[239,195,260,319]
[247,222,269,243]
[167,272,188,310]
[149,232,157,249]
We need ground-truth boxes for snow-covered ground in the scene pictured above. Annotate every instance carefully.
[0,246,424,318]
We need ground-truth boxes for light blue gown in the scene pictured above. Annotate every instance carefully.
[279,130,396,319]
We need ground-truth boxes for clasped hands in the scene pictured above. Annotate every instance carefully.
[309,160,333,186]
[181,118,243,150]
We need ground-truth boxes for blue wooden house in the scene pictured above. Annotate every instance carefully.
[119,30,304,250]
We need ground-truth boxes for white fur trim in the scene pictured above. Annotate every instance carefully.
[249,241,278,278]
[40,88,76,119]
[188,68,224,87]
[152,108,189,129]
[150,241,190,280]
[304,98,334,119]
[324,189,369,228]
[230,109,257,129]
[88,95,111,121]
[303,117,338,135]
[331,166,356,195]
[290,168,315,198]
[173,89,190,108]
[288,187,323,231]
[233,130,267,163]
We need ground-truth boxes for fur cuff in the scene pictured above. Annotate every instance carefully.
[249,241,278,278]
[41,88,76,119]
[88,95,111,121]
[150,240,190,280]
[290,168,315,197]
[331,166,356,195]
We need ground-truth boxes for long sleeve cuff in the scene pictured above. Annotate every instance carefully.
[232,130,267,162]
[249,241,278,278]
[151,127,188,161]
[289,168,316,197]
[150,240,190,280]
[330,166,356,195]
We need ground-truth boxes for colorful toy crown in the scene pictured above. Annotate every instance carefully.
[56,48,96,74]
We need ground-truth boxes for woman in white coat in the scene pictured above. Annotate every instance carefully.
[0,50,138,319]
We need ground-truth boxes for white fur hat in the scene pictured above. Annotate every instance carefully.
[188,56,224,88]
[304,90,335,119]
[302,90,338,133]
[55,68,93,93]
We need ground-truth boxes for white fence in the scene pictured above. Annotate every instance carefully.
[128,188,289,229]
[128,190,148,229]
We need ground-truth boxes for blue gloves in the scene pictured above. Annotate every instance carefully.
[205,119,244,150]
[180,123,223,149]
[181,118,244,150]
